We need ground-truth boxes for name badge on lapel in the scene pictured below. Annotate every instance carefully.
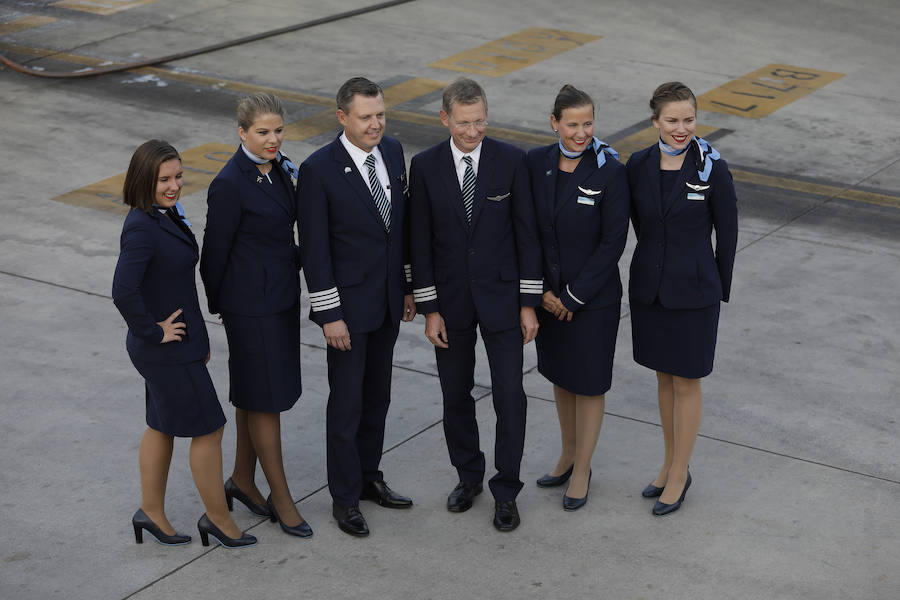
[577,196,595,206]
[687,192,706,201]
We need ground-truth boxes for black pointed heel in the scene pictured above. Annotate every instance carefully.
[224,477,271,517]
[641,483,664,498]
[652,471,692,516]
[562,470,591,511]
[132,509,191,546]
[536,464,574,488]
[197,513,257,548]
[267,495,313,538]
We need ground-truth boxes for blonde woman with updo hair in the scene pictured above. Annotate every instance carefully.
[626,82,738,516]
[200,93,312,537]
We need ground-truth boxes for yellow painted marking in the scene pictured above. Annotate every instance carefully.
[53,143,234,214]
[52,0,157,16]
[612,125,718,164]
[381,77,445,106]
[429,28,600,77]
[0,15,58,35]
[698,64,844,118]
[729,169,900,210]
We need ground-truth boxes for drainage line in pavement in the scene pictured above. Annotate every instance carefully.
[0,0,418,79]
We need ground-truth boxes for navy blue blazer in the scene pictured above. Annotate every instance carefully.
[626,143,738,309]
[527,143,630,312]
[409,137,543,332]
[112,208,210,365]
[298,135,410,333]
[200,148,300,316]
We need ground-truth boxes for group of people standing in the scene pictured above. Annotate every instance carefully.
[112,75,737,549]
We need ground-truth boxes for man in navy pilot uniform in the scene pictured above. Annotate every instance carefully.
[298,77,416,537]
[409,78,543,531]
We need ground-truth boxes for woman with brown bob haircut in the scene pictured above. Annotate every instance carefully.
[113,139,256,548]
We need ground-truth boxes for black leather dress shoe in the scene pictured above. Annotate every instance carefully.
[224,477,271,517]
[447,482,483,513]
[333,504,369,537]
[652,472,692,516]
[641,483,664,498]
[536,464,574,488]
[562,471,591,511]
[361,480,413,509]
[267,495,313,538]
[493,500,520,532]
[132,508,191,545]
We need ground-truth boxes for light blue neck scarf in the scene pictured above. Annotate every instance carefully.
[558,137,619,169]
[241,144,298,182]
[658,136,720,183]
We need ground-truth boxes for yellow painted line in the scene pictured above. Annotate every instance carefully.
[612,125,719,164]
[53,143,234,214]
[730,169,900,209]
[382,77,445,106]
[429,28,600,77]
[52,0,158,16]
[698,64,844,119]
[0,15,58,35]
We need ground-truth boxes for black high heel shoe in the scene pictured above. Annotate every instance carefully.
[132,508,191,546]
[536,464,574,488]
[652,472,692,516]
[224,477,271,517]
[562,470,591,511]
[267,495,313,538]
[197,514,257,548]
[641,483,664,498]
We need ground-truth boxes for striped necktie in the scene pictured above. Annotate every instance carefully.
[461,155,475,223]
[364,153,391,232]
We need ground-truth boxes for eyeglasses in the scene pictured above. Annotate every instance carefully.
[450,119,488,132]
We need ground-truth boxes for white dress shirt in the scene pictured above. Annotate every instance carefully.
[341,133,390,201]
[449,138,482,190]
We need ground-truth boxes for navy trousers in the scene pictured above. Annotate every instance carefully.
[436,320,526,502]
[326,314,399,507]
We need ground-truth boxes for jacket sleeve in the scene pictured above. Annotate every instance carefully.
[298,161,344,326]
[399,147,413,296]
[408,154,440,315]
[200,175,242,315]
[511,151,543,307]
[112,217,164,343]
[560,163,630,312]
[711,159,738,302]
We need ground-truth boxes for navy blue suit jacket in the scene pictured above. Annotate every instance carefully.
[298,135,410,333]
[200,148,300,316]
[409,137,543,332]
[527,143,630,312]
[626,143,738,309]
[113,208,210,365]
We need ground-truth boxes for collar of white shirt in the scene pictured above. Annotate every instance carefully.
[449,138,482,173]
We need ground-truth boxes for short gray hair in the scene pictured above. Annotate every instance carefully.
[336,77,384,113]
[441,77,487,115]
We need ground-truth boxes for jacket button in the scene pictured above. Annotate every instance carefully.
[468,248,475,255]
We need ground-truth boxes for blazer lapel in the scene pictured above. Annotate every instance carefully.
[662,151,692,217]
[235,149,292,217]
[330,137,387,233]
[541,145,557,224]
[155,210,197,251]
[643,144,664,220]
[468,138,495,230]
[380,141,404,236]
[438,141,470,231]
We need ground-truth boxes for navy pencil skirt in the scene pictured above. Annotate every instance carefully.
[133,359,226,437]
[630,299,720,379]
[221,304,301,413]
[536,304,620,396]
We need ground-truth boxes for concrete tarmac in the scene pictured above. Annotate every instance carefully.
[1,0,899,598]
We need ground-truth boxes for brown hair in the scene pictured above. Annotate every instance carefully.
[122,139,180,212]
[442,77,487,114]
[336,77,384,113]
[551,84,593,120]
[236,92,285,130]
[649,81,696,119]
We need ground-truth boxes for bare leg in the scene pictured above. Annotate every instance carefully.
[139,427,175,534]
[190,427,242,538]
[565,393,605,499]
[230,408,265,505]
[550,385,576,475]
[247,411,303,526]
[650,372,676,488]
[659,376,702,504]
